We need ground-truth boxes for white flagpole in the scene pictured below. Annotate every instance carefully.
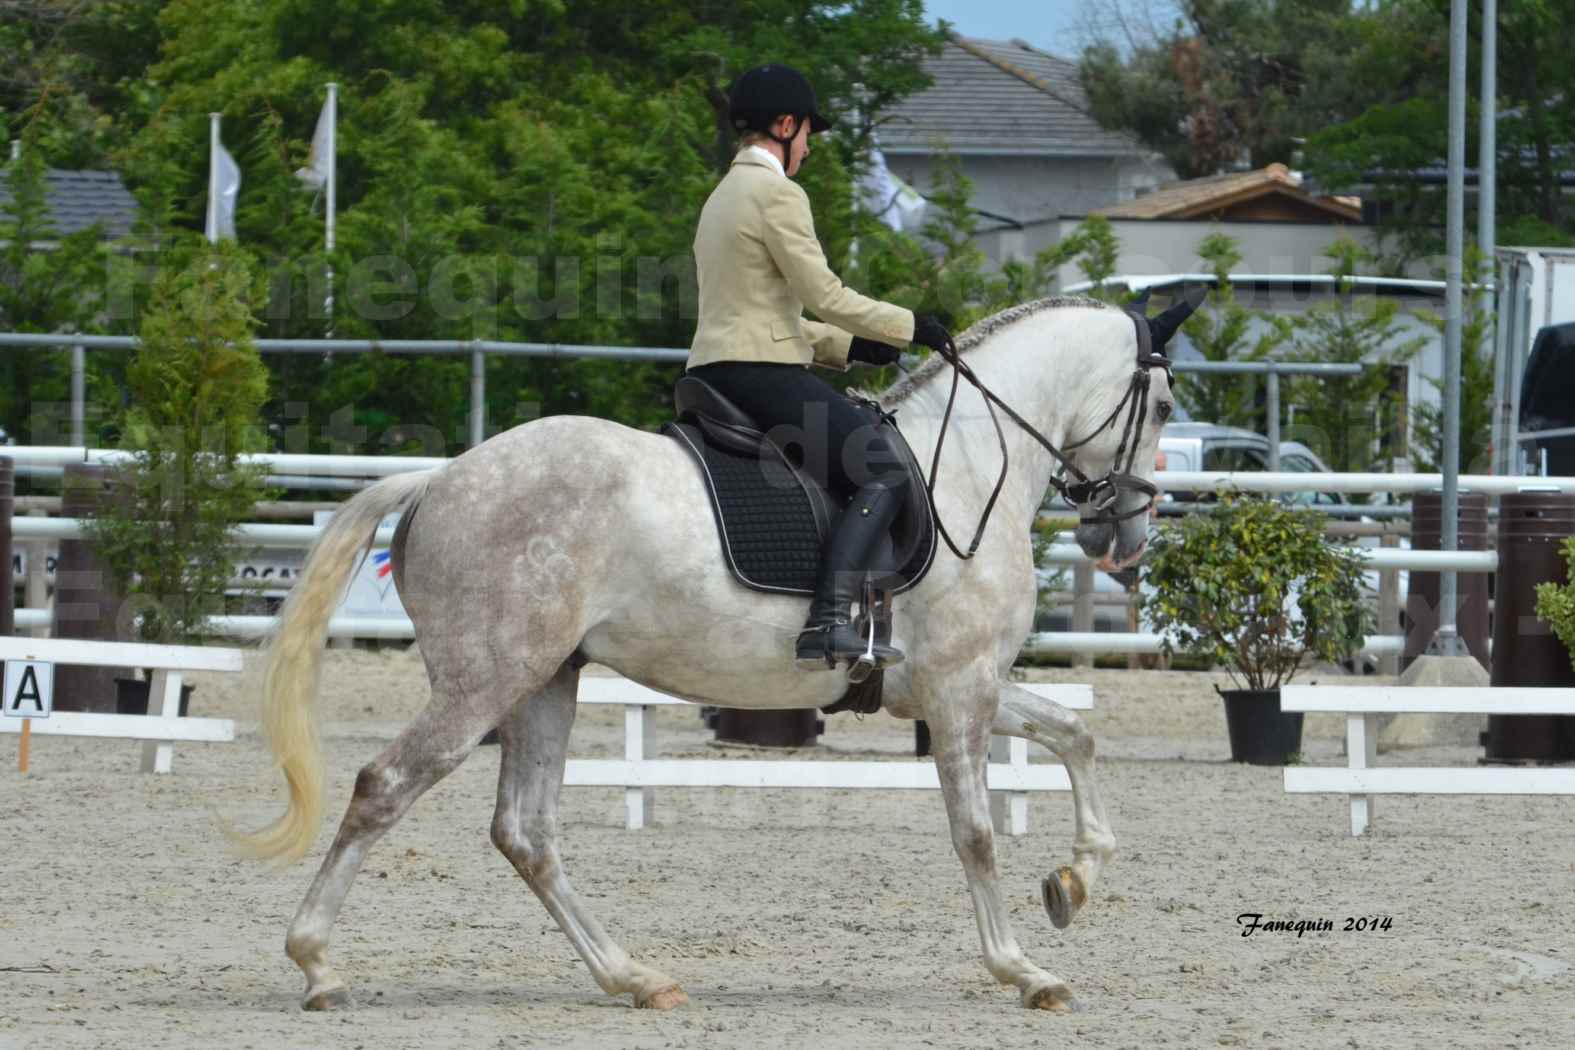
[207,113,221,245]
[325,82,338,336]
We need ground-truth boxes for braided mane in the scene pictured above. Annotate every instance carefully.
[873,296,1114,408]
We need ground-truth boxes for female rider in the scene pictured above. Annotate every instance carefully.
[685,64,953,673]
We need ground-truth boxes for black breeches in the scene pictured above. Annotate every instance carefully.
[686,361,908,498]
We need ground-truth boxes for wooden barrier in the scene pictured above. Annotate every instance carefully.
[1282,686,1575,835]
[0,636,243,773]
[572,677,1092,835]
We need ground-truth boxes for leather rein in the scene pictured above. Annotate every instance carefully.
[913,307,1174,562]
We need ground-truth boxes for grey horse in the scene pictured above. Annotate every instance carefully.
[233,294,1194,1013]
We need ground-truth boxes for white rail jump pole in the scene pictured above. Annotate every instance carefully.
[0,636,243,773]
[571,677,1092,836]
[1281,686,1575,835]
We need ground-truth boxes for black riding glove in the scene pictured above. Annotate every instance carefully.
[848,336,901,367]
[910,313,953,353]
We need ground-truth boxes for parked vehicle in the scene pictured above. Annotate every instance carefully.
[1154,422,1345,506]
[1038,422,1402,667]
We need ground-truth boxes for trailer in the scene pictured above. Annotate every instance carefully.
[1492,247,1575,475]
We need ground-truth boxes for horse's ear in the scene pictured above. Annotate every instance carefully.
[1147,284,1208,349]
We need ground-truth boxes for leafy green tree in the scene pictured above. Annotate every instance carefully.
[84,241,273,644]
[0,137,110,444]
[1285,235,1424,478]
[106,0,943,448]
[1176,232,1293,429]
[0,0,166,166]
[1306,0,1575,261]
[1080,0,1384,178]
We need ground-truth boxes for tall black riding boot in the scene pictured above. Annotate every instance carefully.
[795,479,906,674]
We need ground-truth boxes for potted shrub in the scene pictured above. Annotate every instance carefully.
[1535,538,1575,670]
[1140,493,1370,763]
[84,243,272,711]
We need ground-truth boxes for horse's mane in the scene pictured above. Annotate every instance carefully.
[871,296,1114,408]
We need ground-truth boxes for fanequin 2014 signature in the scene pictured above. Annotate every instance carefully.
[1236,914,1394,937]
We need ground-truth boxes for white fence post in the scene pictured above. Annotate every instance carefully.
[989,735,1029,837]
[624,703,655,830]
[140,669,185,774]
[1283,686,1575,835]
[1346,711,1378,836]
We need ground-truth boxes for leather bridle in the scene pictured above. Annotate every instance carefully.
[918,305,1173,562]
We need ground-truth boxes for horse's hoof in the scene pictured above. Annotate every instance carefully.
[636,985,688,1011]
[1023,982,1085,1012]
[1041,866,1087,930]
[302,985,351,1012]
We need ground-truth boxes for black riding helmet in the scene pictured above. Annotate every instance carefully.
[728,64,832,160]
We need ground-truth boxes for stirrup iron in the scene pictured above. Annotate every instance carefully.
[847,613,879,684]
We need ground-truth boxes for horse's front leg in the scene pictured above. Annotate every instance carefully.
[991,682,1117,930]
[921,677,1084,1012]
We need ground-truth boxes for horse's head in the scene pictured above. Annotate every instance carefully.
[1068,288,1203,570]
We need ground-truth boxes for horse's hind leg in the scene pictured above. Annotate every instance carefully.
[491,662,687,1010]
[991,681,1116,930]
[284,676,526,1011]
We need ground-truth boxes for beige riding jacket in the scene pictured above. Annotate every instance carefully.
[687,149,915,372]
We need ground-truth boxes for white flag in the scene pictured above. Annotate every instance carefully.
[858,134,927,233]
[206,139,241,242]
[295,98,333,191]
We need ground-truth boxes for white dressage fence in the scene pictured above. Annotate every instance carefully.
[571,676,1092,836]
[7,448,1570,656]
[4,514,1501,658]
[0,636,242,773]
[1281,685,1575,835]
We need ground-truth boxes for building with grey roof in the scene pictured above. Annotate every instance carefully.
[876,32,1172,264]
[0,167,139,242]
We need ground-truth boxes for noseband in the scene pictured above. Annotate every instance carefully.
[919,305,1172,561]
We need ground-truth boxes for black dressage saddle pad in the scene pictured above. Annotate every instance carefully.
[662,376,936,598]
[664,419,829,593]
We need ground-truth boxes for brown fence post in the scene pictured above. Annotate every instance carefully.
[52,463,131,712]
[1488,491,1575,761]
[713,708,822,749]
[1070,562,1094,669]
[1404,491,1491,673]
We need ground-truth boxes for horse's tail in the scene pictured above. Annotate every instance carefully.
[228,469,435,864]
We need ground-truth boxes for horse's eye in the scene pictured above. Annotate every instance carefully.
[1156,401,1173,422]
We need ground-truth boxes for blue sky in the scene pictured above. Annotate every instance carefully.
[922,0,1180,57]
[923,0,1079,53]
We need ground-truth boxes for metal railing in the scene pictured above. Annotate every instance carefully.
[0,332,687,449]
[4,331,1357,468]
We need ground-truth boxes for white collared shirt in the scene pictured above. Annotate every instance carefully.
[747,144,786,177]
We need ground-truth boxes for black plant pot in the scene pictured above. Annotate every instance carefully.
[1217,687,1303,765]
[114,676,194,717]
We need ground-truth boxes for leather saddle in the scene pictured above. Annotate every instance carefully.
[662,374,936,598]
